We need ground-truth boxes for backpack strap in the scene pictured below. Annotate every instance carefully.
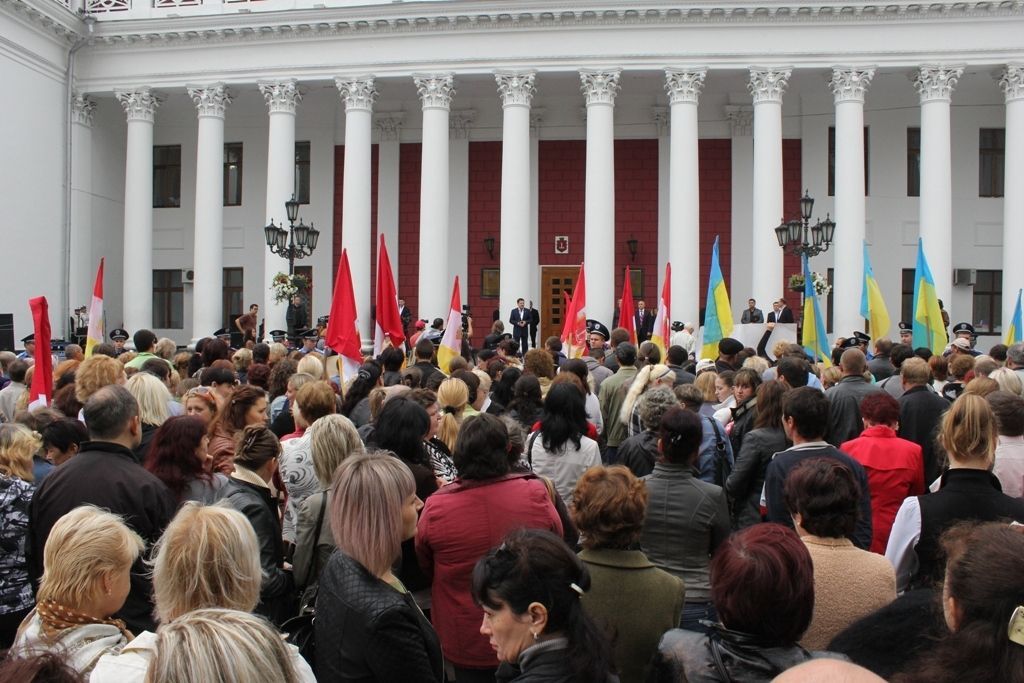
[527,430,540,467]
[707,417,726,454]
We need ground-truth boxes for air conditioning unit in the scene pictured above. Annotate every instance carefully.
[953,268,976,287]
[181,268,195,284]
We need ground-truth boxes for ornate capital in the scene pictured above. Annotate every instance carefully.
[914,65,963,103]
[187,83,231,119]
[335,76,377,112]
[652,106,669,137]
[748,68,791,104]
[115,88,159,123]
[664,68,706,105]
[374,112,405,141]
[258,80,301,114]
[414,74,455,110]
[449,110,476,140]
[72,92,96,127]
[579,69,621,106]
[829,67,876,104]
[495,71,536,108]
[999,64,1024,102]
[725,105,753,137]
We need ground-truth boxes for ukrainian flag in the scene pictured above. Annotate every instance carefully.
[911,238,948,354]
[801,253,831,367]
[1006,288,1023,345]
[859,241,890,340]
[700,236,734,360]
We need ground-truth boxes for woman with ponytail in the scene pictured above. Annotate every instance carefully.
[436,377,469,453]
[619,364,677,438]
[472,528,616,682]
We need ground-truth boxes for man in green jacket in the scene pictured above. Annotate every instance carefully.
[599,342,638,464]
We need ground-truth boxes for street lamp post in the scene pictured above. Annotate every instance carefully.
[264,195,320,275]
[774,190,836,258]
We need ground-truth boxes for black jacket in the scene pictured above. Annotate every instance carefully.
[898,385,950,484]
[496,638,617,683]
[26,441,176,634]
[650,626,845,682]
[619,430,659,478]
[315,550,444,682]
[728,397,758,456]
[218,476,296,625]
[725,426,788,529]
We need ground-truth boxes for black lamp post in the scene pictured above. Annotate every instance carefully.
[264,195,320,275]
[774,190,836,258]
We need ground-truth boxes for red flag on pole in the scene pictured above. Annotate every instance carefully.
[651,263,672,356]
[560,290,575,345]
[28,297,53,410]
[561,264,588,358]
[619,267,637,345]
[374,234,406,356]
[325,250,364,386]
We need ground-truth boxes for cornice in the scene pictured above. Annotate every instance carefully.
[0,0,84,44]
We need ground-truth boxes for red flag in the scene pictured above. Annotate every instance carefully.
[619,267,637,345]
[560,289,575,344]
[651,263,672,356]
[561,264,588,359]
[85,258,105,357]
[28,297,53,410]
[374,234,406,356]
[325,250,364,386]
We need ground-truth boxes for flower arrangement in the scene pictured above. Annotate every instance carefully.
[270,272,311,304]
[788,272,831,297]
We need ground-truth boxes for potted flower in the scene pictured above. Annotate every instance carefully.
[270,272,311,304]
[788,272,831,297]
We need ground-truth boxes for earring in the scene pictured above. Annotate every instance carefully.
[531,631,538,641]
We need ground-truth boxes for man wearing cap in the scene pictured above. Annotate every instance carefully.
[944,322,981,357]
[234,304,259,346]
[586,320,610,352]
[110,329,130,356]
[599,342,639,464]
[670,322,696,359]
[16,335,35,362]
[298,329,318,355]
[213,328,234,351]
[716,338,743,373]
[898,322,913,346]
[269,330,288,346]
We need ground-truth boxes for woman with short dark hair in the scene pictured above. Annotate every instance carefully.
[507,374,544,430]
[783,458,896,650]
[416,414,562,682]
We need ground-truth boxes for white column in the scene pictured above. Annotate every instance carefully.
[829,67,875,336]
[914,65,962,307]
[726,105,754,313]
[336,76,377,342]
[580,69,621,327]
[666,69,707,325]
[749,68,791,306]
[414,74,455,321]
[654,107,669,292]
[69,93,95,313]
[450,110,474,305]
[496,71,536,319]
[115,88,159,332]
[1000,64,1024,330]
[375,113,404,285]
[187,83,231,343]
[529,110,543,303]
[258,80,301,338]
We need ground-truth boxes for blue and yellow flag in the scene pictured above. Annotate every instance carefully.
[1006,288,1023,345]
[801,253,831,367]
[859,241,890,340]
[911,238,948,354]
[700,236,734,360]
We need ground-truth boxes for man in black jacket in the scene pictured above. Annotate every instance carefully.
[26,385,176,634]
[764,387,873,549]
[897,357,950,484]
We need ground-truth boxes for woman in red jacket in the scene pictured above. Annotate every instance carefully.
[415,413,562,682]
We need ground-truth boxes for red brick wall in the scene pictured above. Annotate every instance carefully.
[467,142,502,324]
[782,139,803,311]
[397,143,422,318]
[614,139,659,303]
[699,139,733,303]
[538,140,586,268]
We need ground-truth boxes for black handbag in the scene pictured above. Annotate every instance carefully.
[283,492,328,666]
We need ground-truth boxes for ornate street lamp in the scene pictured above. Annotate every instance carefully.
[264,194,320,274]
[774,190,836,258]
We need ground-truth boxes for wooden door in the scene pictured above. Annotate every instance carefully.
[540,266,579,343]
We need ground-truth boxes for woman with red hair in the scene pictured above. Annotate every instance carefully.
[841,392,925,554]
[145,415,228,505]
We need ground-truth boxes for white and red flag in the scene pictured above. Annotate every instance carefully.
[85,258,105,357]
[28,297,53,410]
[373,234,406,356]
[650,263,672,357]
[437,277,462,375]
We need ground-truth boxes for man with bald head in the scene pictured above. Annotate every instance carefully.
[826,349,882,446]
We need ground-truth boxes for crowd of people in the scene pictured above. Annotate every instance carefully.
[1,317,1023,682]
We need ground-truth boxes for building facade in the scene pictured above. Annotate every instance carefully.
[1,0,1021,350]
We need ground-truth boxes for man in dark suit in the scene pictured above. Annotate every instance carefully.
[740,298,764,324]
[767,298,795,324]
[635,300,654,343]
[510,298,530,353]
[398,298,413,340]
[527,301,540,350]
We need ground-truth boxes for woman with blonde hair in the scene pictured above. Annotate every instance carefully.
[296,354,325,381]
[620,364,676,437]
[315,451,443,681]
[436,377,469,453]
[74,355,126,406]
[12,505,143,674]
[886,394,1024,592]
[142,608,304,683]
[125,372,171,464]
[987,366,1023,396]
[693,370,718,405]
[90,503,316,682]
[0,424,40,647]
[231,348,253,384]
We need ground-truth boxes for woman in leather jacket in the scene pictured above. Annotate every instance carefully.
[314,451,443,681]
[650,524,844,682]
[725,381,788,529]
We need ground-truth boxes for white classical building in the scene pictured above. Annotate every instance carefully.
[1,0,1021,351]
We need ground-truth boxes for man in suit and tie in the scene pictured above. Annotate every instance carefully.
[758,298,795,357]
[741,298,764,324]
[635,300,654,343]
[510,298,530,353]
[527,301,540,350]
[398,298,413,340]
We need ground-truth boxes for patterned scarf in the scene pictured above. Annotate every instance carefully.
[35,599,133,641]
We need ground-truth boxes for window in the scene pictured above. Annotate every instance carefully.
[223,267,244,330]
[153,145,181,208]
[153,270,184,329]
[901,268,915,327]
[907,128,920,197]
[224,143,243,206]
[295,141,311,204]
[979,129,1005,198]
[827,127,869,197]
[973,269,1002,334]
